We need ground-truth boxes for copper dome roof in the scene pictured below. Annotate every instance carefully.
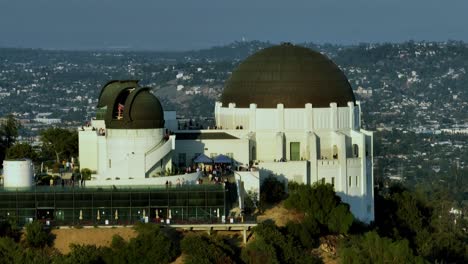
[220,43,355,108]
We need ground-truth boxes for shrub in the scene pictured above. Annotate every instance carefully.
[284,183,354,235]
[243,221,320,264]
[241,237,279,264]
[24,221,53,248]
[0,237,21,263]
[260,176,286,205]
[328,204,354,234]
[122,223,179,264]
[286,216,321,249]
[63,244,105,264]
[0,221,21,241]
[339,231,426,264]
[80,168,92,181]
[181,234,236,264]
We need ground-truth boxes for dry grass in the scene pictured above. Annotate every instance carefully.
[256,202,304,226]
[170,254,185,264]
[52,227,137,254]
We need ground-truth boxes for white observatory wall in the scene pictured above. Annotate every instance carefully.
[106,128,164,180]
[284,109,305,130]
[96,136,107,176]
[256,109,278,130]
[255,132,278,161]
[3,160,33,188]
[174,137,250,167]
[216,103,356,132]
[78,129,99,172]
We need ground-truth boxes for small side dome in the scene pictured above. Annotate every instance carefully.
[105,87,165,129]
[97,80,139,108]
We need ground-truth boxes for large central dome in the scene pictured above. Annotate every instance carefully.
[220,43,355,108]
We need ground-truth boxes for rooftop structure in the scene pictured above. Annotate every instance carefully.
[75,43,375,223]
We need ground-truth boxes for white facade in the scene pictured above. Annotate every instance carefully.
[79,119,174,182]
[173,131,250,167]
[78,77,374,223]
[213,101,374,223]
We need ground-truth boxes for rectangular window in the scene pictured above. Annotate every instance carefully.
[355,176,358,187]
[109,159,111,168]
[290,142,300,161]
[178,153,186,167]
[349,176,351,187]
[331,177,335,187]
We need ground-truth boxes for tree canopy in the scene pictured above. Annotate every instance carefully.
[284,183,354,235]
[181,234,237,264]
[0,114,20,149]
[40,127,78,163]
[339,231,426,264]
[24,221,54,248]
[6,143,37,161]
[242,221,320,264]
[0,114,21,165]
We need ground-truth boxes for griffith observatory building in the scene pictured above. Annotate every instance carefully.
[78,43,374,223]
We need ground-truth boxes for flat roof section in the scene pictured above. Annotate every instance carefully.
[175,132,239,140]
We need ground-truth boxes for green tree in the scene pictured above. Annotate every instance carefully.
[111,223,179,264]
[242,221,320,264]
[0,221,21,241]
[0,237,21,264]
[40,128,78,163]
[241,237,279,264]
[61,244,105,264]
[374,185,467,263]
[109,234,126,250]
[0,114,20,149]
[6,143,38,161]
[328,204,355,234]
[18,248,56,264]
[24,221,53,248]
[284,183,354,235]
[260,176,286,205]
[285,216,321,249]
[339,231,426,264]
[0,114,21,165]
[181,234,237,264]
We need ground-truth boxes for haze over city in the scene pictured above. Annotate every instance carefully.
[1,0,468,50]
[0,1,466,263]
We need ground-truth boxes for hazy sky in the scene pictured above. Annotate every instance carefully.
[0,0,467,50]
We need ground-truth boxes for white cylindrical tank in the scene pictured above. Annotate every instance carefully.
[3,159,33,188]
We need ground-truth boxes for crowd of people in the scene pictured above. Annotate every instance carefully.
[162,163,233,188]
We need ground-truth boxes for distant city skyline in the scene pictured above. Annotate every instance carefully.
[1,0,467,51]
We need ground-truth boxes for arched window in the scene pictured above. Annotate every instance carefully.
[352,144,359,158]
